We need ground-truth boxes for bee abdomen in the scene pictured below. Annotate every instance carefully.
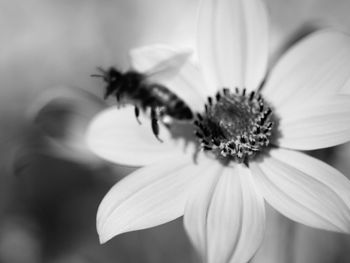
[168,99,193,119]
[144,84,193,120]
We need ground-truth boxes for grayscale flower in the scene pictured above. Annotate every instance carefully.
[86,0,350,262]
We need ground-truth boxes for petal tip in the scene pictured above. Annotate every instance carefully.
[98,231,112,244]
[97,219,120,244]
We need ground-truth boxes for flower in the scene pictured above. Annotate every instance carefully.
[86,0,350,262]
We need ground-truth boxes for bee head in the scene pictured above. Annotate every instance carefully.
[106,68,123,83]
[91,67,123,99]
[91,67,121,81]
[104,67,123,99]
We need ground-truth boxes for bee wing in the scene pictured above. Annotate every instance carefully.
[129,44,193,81]
[129,45,211,112]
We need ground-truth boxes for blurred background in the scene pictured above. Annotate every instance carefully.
[1,0,350,262]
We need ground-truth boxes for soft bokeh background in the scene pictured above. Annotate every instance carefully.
[1,0,350,262]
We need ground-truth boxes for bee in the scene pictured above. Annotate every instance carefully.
[91,67,193,141]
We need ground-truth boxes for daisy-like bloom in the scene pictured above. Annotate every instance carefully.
[86,0,350,262]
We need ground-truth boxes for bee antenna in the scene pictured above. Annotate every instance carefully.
[97,67,107,74]
[90,74,104,78]
[91,66,107,78]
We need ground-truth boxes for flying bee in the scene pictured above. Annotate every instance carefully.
[91,67,194,141]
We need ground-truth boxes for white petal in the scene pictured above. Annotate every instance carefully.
[184,164,265,263]
[97,154,211,243]
[86,106,193,166]
[197,0,268,92]
[129,45,209,111]
[250,205,295,263]
[251,148,350,233]
[183,160,223,259]
[276,94,350,150]
[263,30,350,113]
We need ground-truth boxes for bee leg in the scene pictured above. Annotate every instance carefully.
[158,107,171,130]
[151,108,163,143]
[134,106,141,124]
[116,92,121,102]
[163,122,171,130]
[161,116,171,130]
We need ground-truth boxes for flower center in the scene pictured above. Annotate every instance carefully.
[194,87,274,164]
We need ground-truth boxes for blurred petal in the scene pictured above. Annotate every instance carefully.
[197,0,268,92]
[30,86,106,165]
[97,154,211,243]
[251,148,350,233]
[276,94,350,150]
[184,164,265,263]
[263,30,350,113]
[130,45,209,111]
[86,106,193,166]
[29,86,106,120]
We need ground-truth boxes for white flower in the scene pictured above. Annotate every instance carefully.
[86,0,350,262]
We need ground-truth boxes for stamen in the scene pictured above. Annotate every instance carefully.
[195,131,203,139]
[208,97,213,105]
[203,146,212,151]
[213,139,220,146]
[259,103,264,112]
[193,87,275,164]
